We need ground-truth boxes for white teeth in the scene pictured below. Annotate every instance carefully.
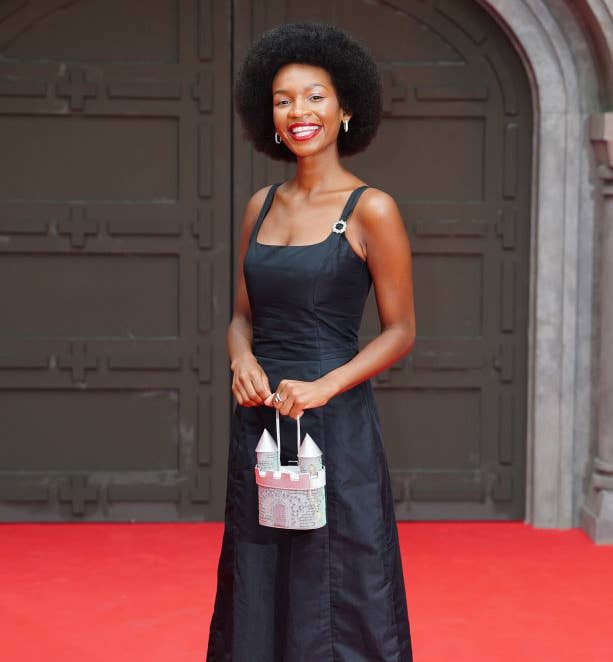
[291,126,320,134]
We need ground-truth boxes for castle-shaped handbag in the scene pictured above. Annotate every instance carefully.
[254,409,327,530]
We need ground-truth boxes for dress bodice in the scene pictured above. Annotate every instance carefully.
[243,183,372,362]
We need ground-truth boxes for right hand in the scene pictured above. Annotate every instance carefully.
[231,354,272,406]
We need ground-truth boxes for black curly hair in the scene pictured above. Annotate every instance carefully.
[234,22,383,162]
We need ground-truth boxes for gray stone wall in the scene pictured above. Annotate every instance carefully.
[582,112,613,543]
[477,0,613,535]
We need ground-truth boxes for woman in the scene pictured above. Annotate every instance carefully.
[207,22,415,661]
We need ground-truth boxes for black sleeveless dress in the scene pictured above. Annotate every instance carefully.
[206,184,413,662]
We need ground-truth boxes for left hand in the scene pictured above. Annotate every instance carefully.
[264,378,337,419]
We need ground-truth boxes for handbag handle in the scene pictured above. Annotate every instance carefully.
[272,410,322,519]
[274,408,301,467]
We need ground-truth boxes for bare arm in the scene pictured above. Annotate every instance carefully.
[319,189,416,395]
[272,189,415,418]
[228,186,274,406]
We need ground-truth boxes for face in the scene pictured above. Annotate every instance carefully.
[272,63,351,158]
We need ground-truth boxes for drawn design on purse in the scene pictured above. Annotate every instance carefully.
[254,410,327,530]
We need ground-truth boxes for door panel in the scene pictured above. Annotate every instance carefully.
[0,0,231,520]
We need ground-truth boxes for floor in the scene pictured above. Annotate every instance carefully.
[1,521,611,661]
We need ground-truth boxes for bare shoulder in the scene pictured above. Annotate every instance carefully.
[239,184,276,239]
[244,184,274,221]
[250,183,274,206]
[354,187,405,236]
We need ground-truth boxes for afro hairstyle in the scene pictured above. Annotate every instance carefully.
[234,22,383,162]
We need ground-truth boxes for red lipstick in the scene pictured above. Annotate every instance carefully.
[287,122,322,141]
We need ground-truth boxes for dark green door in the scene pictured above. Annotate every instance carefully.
[0,0,531,521]
[0,0,232,520]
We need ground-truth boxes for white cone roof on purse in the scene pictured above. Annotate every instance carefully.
[298,433,322,458]
[255,428,277,453]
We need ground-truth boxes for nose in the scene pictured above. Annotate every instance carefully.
[288,95,309,118]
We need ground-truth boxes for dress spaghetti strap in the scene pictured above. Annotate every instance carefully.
[249,183,282,245]
[339,185,369,223]
[331,185,369,235]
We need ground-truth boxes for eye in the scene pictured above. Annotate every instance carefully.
[275,99,290,106]
[310,95,324,101]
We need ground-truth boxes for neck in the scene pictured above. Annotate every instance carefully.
[291,145,346,194]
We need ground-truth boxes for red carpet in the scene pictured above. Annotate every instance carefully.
[0,522,611,661]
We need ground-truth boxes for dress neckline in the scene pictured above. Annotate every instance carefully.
[254,182,368,249]
[256,233,334,249]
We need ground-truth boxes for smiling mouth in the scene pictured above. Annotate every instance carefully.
[288,125,322,141]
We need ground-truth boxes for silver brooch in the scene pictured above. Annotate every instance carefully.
[332,219,346,234]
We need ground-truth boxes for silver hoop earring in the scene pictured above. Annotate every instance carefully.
[343,119,349,133]
[274,132,282,144]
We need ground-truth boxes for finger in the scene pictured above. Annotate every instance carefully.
[233,382,252,406]
[243,374,267,406]
[270,388,287,408]
[279,394,295,417]
[241,376,261,403]
[251,380,268,403]
[255,371,272,401]
[289,404,304,420]
[263,393,275,406]
[272,380,289,410]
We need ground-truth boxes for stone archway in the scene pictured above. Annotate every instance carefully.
[475,0,613,530]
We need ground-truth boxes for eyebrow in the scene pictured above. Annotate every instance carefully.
[272,83,328,95]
